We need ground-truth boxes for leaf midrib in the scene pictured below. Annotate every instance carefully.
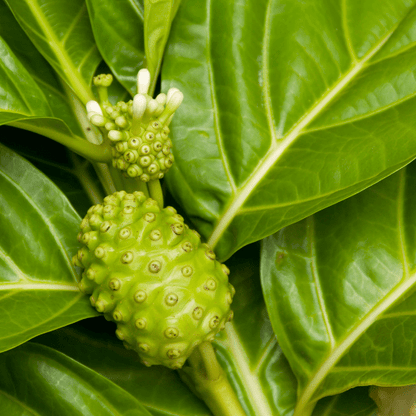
[0,168,76,281]
[293,271,416,414]
[0,283,79,291]
[307,216,336,349]
[222,324,275,416]
[207,24,397,249]
[207,0,237,194]
[293,168,410,414]
[10,0,93,104]
[0,292,84,344]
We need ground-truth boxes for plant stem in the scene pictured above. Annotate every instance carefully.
[294,401,316,416]
[147,179,163,207]
[120,176,150,196]
[93,163,117,195]
[10,121,112,163]
[179,343,247,416]
[69,152,104,205]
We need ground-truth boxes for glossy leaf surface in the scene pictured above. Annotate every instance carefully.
[312,387,376,416]
[35,320,212,416]
[0,144,97,353]
[4,0,101,104]
[163,0,416,260]
[0,35,52,123]
[212,244,297,416]
[261,160,416,415]
[0,127,105,215]
[86,0,144,95]
[0,0,85,136]
[144,0,180,94]
[0,342,152,415]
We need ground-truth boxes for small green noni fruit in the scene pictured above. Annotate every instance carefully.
[87,69,183,182]
[73,191,234,369]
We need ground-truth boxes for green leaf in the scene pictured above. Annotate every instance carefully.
[86,0,145,95]
[0,36,53,123]
[0,0,84,136]
[313,387,377,416]
[162,0,416,260]
[0,143,96,353]
[0,342,152,415]
[35,320,212,416]
[0,126,105,215]
[144,0,181,94]
[4,0,101,104]
[261,161,416,415]
[213,244,297,416]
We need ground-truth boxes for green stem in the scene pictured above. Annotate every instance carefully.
[120,176,150,196]
[93,163,117,195]
[69,152,104,205]
[10,121,112,163]
[107,165,126,192]
[294,401,316,416]
[136,180,150,197]
[147,179,163,207]
[179,343,247,416]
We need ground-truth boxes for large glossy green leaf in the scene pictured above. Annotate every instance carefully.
[144,0,181,94]
[0,127,105,215]
[261,161,416,415]
[313,387,377,416]
[0,143,97,353]
[35,320,212,416]
[86,0,144,95]
[0,0,84,136]
[0,36,53,123]
[0,342,152,415]
[4,0,101,104]
[212,244,297,416]
[162,0,416,260]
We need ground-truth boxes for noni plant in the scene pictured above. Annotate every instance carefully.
[2,1,416,415]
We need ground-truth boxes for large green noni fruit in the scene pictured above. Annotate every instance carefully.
[73,191,234,369]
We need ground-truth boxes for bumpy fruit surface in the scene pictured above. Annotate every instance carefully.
[87,70,182,182]
[105,100,175,181]
[73,191,234,369]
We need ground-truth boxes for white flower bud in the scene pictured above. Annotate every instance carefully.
[146,99,159,116]
[90,114,106,127]
[133,94,147,120]
[137,69,151,95]
[167,88,180,102]
[155,93,167,105]
[108,130,123,142]
[166,91,184,113]
[86,100,103,116]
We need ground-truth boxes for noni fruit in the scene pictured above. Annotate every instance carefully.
[73,191,234,369]
[86,69,182,182]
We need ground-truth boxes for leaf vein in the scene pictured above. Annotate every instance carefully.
[208,20,394,250]
[207,0,237,194]
[0,389,42,416]
[307,216,336,349]
[0,169,77,282]
[60,2,87,46]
